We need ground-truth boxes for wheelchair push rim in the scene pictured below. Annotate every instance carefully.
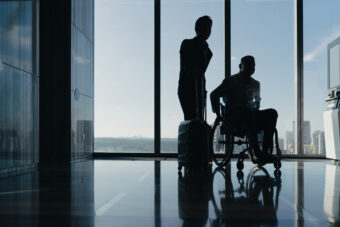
[210,117,234,167]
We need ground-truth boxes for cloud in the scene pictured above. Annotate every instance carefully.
[304,26,340,63]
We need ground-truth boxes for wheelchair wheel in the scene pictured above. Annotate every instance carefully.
[210,117,234,167]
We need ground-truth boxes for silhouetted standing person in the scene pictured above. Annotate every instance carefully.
[178,16,213,120]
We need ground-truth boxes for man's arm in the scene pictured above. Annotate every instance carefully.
[253,81,261,110]
[210,80,227,115]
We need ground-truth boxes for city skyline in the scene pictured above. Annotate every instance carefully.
[281,120,326,155]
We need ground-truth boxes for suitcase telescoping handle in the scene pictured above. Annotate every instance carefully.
[195,74,207,122]
[204,92,207,122]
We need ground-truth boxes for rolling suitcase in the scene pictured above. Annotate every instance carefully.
[178,76,211,171]
[178,119,210,170]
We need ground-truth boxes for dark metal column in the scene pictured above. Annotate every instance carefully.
[225,0,231,78]
[39,0,72,166]
[155,0,161,154]
[295,0,304,155]
[224,0,231,156]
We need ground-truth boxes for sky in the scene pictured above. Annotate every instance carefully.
[94,0,340,139]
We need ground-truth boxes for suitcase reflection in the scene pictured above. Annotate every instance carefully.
[178,166,281,226]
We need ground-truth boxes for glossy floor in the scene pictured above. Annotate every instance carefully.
[0,159,339,226]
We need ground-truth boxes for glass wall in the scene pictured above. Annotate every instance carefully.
[231,0,295,154]
[71,0,95,159]
[161,0,224,153]
[94,0,154,153]
[0,1,39,171]
[303,0,340,155]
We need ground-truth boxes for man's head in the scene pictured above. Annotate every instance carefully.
[239,55,255,77]
[195,16,212,41]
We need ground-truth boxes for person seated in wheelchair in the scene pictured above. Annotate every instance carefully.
[210,55,278,163]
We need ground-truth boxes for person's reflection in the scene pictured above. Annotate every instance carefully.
[211,166,281,226]
[178,169,212,227]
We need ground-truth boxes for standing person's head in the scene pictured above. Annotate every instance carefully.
[195,16,212,41]
[239,55,255,77]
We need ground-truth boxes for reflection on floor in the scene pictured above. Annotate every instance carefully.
[0,159,339,226]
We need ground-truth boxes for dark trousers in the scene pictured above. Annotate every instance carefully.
[178,88,206,121]
[234,108,278,154]
[252,109,278,153]
[178,92,197,120]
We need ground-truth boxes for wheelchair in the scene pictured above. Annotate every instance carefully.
[209,98,282,173]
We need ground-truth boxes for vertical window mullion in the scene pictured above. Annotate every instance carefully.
[155,0,161,155]
[225,0,231,78]
[295,0,304,156]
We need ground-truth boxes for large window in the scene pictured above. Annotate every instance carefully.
[231,0,295,154]
[94,0,154,153]
[94,0,333,157]
[303,0,340,155]
[161,0,224,153]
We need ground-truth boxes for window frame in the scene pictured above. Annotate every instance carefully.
[94,0,325,159]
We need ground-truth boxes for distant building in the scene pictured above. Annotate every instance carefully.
[313,130,326,155]
[285,131,294,153]
[304,121,311,145]
[278,138,284,153]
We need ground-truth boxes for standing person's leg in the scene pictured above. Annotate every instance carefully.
[178,92,197,120]
[252,109,278,154]
[195,75,205,120]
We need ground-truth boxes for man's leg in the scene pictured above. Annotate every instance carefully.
[252,109,278,154]
[236,110,263,157]
[178,93,196,120]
